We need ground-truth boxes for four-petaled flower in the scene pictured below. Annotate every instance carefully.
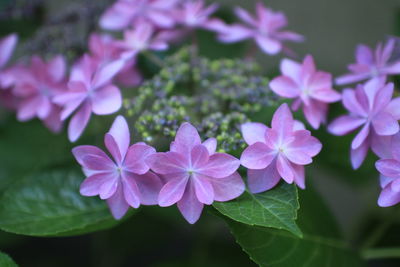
[212,2,303,55]
[336,38,400,85]
[240,103,322,192]
[54,55,125,142]
[270,55,341,129]
[328,78,400,169]
[146,122,245,224]
[73,115,163,219]
[375,133,400,207]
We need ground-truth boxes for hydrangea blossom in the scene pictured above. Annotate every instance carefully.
[240,103,322,192]
[336,38,400,85]
[54,55,125,142]
[173,0,218,29]
[89,33,142,87]
[146,122,245,224]
[100,0,179,31]
[73,115,162,219]
[270,55,341,129]
[13,55,67,133]
[328,78,400,169]
[119,23,169,59]
[375,133,400,207]
[212,2,303,55]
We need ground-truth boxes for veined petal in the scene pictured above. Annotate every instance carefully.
[193,174,214,205]
[99,174,119,199]
[240,142,275,169]
[202,138,217,155]
[106,182,129,220]
[146,152,187,174]
[158,175,189,207]
[241,122,268,145]
[124,143,156,175]
[79,173,114,196]
[173,122,201,155]
[177,180,204,224]
[271,103,294,138]
[276,155,294,183]
[72,145,111,166]
[210,172,245,201]
[292,164,305,189]
[198,153,240,178]
[131,172,163,205]
[191,145,209,169]
[122,175,141,208]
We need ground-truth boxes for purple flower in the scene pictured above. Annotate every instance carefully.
[336,38,400,85]
[13,55,67,133]
[0,33,18,89]
[146,122,245,224]
[212,2,303,55]
[73,115,163,219]
[173,0,218,29]
[240,103,322,192]
[119,23,169,59]
[89,33,142,87]
[54,55,125,142]
[328,78,400,169]
[270,55,341,129]
[100,0,179,31]
[375,133,400,207]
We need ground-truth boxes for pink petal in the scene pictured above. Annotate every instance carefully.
[391,133,400,161]
[210,172,245,201]
[132,172,163,205]
[105,115,130,162]
[342,89,366,116]
[202,138,217,155]
[335,73,370,86]
[124,143,156,175]
[68,101,92,142]
[303,100,326,129]
[373,82,394,112]
[99,5,133,30]
[308,71,332,91]
[291,130,322,157]
[0,33,17,69]
[240,142,275,169]
[146,152,187,174]
[234,7,257,26]
[81,154,115,171]
[292,164,305,189]
[391,179,400,192]
[356,44,373,65]
[276,155,294,183]
[92,59,125,89]
[280,58,301,82]
[378,184,400,207]
[269,76,299,98]
[158,175,189,207]
[372,112,399,136]
[352,123,370,149]
[17,96,42,121]
[241,122,268,145]
[383,61,400,75]
[255,35,282,55]
[217,24,253,43]
[191,145,209,169]
[271,103,294,138]
[301,55,316,78]
[376,159,400,178]
[371,133,392,159]
[193,174,214,205]
[380,175,396,188]
[107,182,129,220]
[91,85,122,115]
[47,55,66,82]
[386,97,400,120]
[173,122,201,155]
[79,173,113,196]
[72,145,111,166]
[177,180,204,224]
[198,153,240,178]
[122,175,141,208]
[99,174,119,199]
[284,147,312,165]
[351,139,369,170]
[311,88,341,103]
[247,163,280,193]
[328,115,366,136]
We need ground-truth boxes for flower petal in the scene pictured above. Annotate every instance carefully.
[0,33,17,69]
[202,138,217,155]
[146,152,187,174]
[193,174,214,205]
[99,174,119,199]
[255,35,281,55]
[342,89,366,116]
[106,182,129,220]
[372,112,399,136]
[158,175,189,207]
[210,172,245,201]
[191,145,209,169]
[269,76,299,98]
[241,122,268,145]
[173,122,201,155]
[328,115,366,136]
[351,124,370,149]
[132,172,163,205]
[177,180,204,224]
[91,85,122,115]
[376,159,400,178]
[68,101,92,142]
[240,142,275,169]
[122,175,141,208]
[280,58,301,82]
[104,115,130,162]
[378,184,400,207]
[92,59,125,89]
[276,155,294,183]
[351,139,369,170]
[79,173,113,196]
[271,103,294,138]
[292,165,305,189]
[124,143,156,175]
[198,153,240,178]
[247,163,280,193]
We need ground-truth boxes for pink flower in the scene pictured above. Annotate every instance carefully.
[13,55,67,133]
[0,33,18,86]
[73,115,163,219]
[240,103,322,192]
[89,33,142,87]
[375,133,400,207]
[119,23,169,59]
[146,122,245,224]
[54,55,125,142]
[173,0,218,29]
[100,0,179,31]
[213,2,303,55]
[336,38,400,85]
[270,55,341,129]
[328,78,400,169]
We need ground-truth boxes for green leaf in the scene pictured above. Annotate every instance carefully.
[213,183,302,237]
[0,251,17,267]
[222,184,365,267]
[0,169,133,237]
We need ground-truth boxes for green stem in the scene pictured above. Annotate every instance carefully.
[362,247,400,260]
[143,51,164,68]
[361,219,392,249]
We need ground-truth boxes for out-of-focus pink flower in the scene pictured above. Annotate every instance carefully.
[146,122,245,224]
[119,23,169,59]
[73,115,162,219]
[270,55,341,129]
[240,103,322,192]
[89,33,142,87]
[54,55,125,142]
[328,78,400,169]
[375,133,400,207]
[100,0,179,31]
[0,33,18,76]
[336,38,400,85]
[173,0,218,29]
[0,33,18,98]
[13,55,67,133]
[211,2,303,55]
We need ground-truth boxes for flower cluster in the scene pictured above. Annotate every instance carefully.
[74,104,322,223]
